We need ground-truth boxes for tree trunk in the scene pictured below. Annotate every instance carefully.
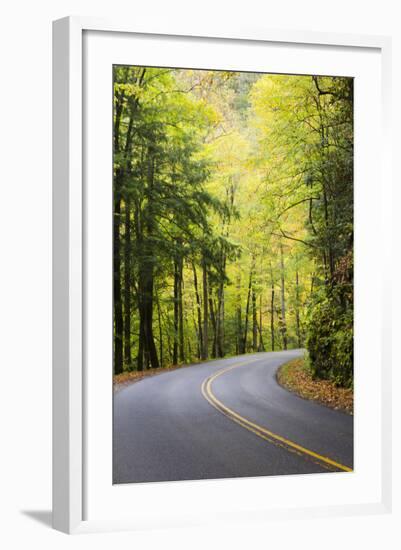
[113,95,135,374]
[164,313,173,364]
[173,259,179,365]
[139,151,159,370]
[216,249,226,358]
[113,195,124,374]
[192,306,201,359]
[123,196,132,368]
[137,296,144,371]
[156,291,163,368]
[315,95,335,284]
[141,267,159,370]
[114,70,147,373]
[208,288,217,358]
[135,200,144,371]
[295,269,302,347]
[242,268,253,353]
[216,282,224,357]
[279,243,288,350]
[252,285,258,352]
[186,318,192,359]
[258,293,265,351]
[192,263,203,358]
[113,94,125,375]
[178,256,184,363]
[236,274,242,355]
[270,263,275,352]
[322,183,335,282]
[172,249,184,364]
[201,257,208,360]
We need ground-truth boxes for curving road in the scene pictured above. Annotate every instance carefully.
[113,350,353,484]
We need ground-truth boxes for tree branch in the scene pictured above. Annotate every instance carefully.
[272,229,317,248]
[276,196,319,219]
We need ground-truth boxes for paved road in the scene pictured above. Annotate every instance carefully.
[113,350,353,484]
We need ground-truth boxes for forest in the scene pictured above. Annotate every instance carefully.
[113,66,354,388]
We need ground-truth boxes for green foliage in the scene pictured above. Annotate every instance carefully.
[113,66,354,386]
[249,73,353,385]
[305,286,353,388]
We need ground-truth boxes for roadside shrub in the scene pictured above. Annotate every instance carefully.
[305,286,353,388]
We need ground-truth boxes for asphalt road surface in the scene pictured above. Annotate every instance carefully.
[113,350,353,484]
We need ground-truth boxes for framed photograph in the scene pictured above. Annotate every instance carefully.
[52,17,392,534]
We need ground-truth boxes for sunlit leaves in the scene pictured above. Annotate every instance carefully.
[113,65,353,381]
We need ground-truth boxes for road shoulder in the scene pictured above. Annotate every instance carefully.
[276,357,353,415]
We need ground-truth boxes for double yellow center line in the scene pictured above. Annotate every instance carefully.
[201,360,352,473]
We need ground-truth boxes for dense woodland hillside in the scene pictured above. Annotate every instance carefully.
[113,66,353,387]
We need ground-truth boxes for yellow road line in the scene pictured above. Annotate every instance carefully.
[201,360,352,473]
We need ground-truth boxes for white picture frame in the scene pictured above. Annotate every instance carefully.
[52,16,392,534]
